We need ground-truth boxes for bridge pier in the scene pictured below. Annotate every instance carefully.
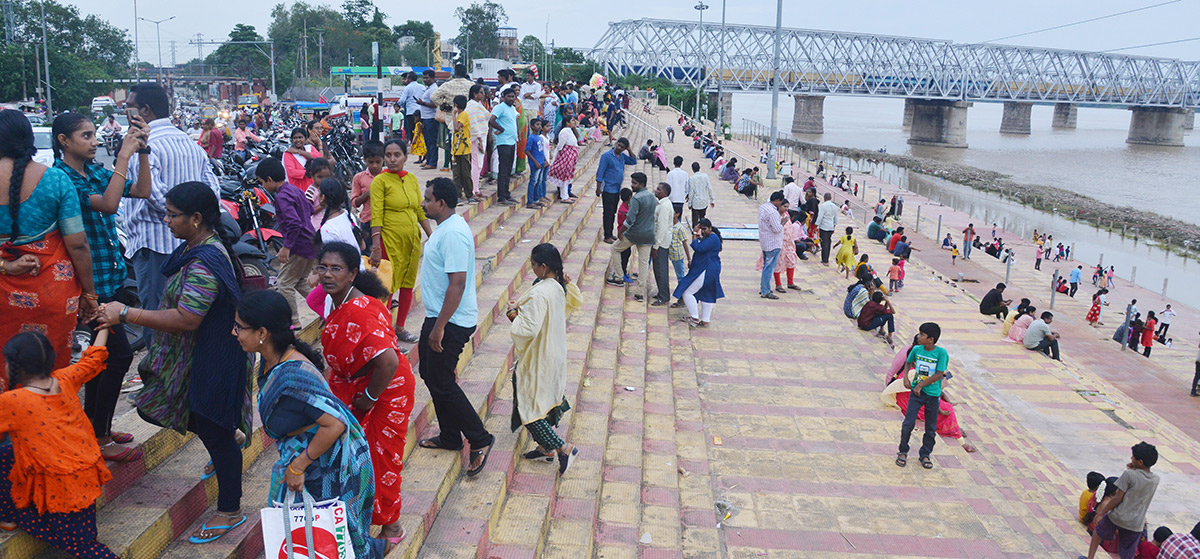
[906,100,969,148]
[1185,110,1195,131]
[1126,107,1187,146]
[791,95,824,135]
[709,92,732,129]
[1000,102,1032,135]
[1052,103,1077,129]
[902,98,916,128]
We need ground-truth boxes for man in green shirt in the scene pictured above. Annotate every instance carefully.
[896,322,949,469]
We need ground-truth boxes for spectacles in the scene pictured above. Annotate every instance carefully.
[165,212,183,220]
[232,323,250,334]
[314,264,347,275]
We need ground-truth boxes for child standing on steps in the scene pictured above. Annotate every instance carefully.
[896,322,948,470]
[1084,442,1160,559]
[0,329,119,559]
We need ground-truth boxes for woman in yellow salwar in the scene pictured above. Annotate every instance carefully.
[506,243,580,476]
[369,139,432,344]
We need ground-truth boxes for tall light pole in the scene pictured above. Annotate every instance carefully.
[716,0,726,136]
[132,0,140,81]
[765,0,782,180]
[39,1,50,114]
[139,15,174,82]
[693,1,708,121]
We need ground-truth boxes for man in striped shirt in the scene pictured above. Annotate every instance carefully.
[122,82,221,344]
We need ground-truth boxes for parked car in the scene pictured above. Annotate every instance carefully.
[32,127,53,167]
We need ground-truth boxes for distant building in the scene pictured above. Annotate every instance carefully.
[497,26,518,61]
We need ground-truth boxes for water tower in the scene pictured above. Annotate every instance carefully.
[497,26,518,61]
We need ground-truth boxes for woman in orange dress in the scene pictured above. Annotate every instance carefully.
[317,242,415,544]
[0,329,116,558]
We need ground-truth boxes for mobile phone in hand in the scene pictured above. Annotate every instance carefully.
[125,108,144,130]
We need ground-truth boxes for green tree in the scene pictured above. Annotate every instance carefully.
[454,1,506,64]
[392,20,434,45]
[341,0,375,29]
[205,24,270,82]
[518,35,543,63]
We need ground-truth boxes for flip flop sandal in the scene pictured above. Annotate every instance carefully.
[920,456,934,469]
[895,453,907,467]
[466,444,493,478]
[101,443,143,463]
[522,448,555,463]
[110,431,134,444]
[188,514,246,544]
[418,438,463,452]
[202,461,215,481]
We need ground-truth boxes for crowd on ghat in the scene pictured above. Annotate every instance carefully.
[0,66,1197,559]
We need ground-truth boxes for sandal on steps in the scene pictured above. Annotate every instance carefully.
[188,513,246,544]
[523,448,555,463]
[418,437,463,451]
[110,431,134,444]
[895,453,907,467]
[920,456,933,469]
[466,444,493,478]
[101,442,143,463]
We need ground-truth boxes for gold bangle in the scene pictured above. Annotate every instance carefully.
[132,308,145,325]
[287,465,304,476]
[82,292,99,300]
[112,170,127,182]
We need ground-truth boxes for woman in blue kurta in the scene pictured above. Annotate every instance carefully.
[673,219,724,328]
[233,290,393,557]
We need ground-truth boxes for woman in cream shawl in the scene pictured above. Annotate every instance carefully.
[506,243,583,475]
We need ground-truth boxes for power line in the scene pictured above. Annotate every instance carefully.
[1101,36,1200,53]
[980,0,1182,44]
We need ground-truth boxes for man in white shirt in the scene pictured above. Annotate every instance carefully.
[685,161,714,226]
[651,182,675,306]
[416,69,441,169]
[664,156,688,215]
[123,82,220,345]
[398,72,426,141]
[519,71,543,116]
[782,175,802,209]
[815,192,839,265]
[1156,304,1176,338]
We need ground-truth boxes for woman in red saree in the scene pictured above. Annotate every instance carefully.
[317,242,414,543]
[881,338,962,439]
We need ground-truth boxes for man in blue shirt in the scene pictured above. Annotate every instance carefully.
[1069,265,1082,297]
[398,72,425,142]
[416,177,494,476]
[489,87,519,205]
[594,137,636,243]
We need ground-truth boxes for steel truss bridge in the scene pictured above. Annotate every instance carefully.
[591,19,1200,109]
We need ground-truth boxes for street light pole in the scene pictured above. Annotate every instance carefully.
[717,0,726,136]
[39,0,50,114]
[132,0,139,81]
[693,2,708,122]
[766,0,782,180]
[138,15,175,83]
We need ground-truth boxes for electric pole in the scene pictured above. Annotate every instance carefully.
[194,33,203,74]
[316,29,323,75]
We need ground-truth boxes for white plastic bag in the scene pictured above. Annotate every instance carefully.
[260,488,356,559]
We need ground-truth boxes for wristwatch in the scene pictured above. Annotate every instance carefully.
[137,145,151,155]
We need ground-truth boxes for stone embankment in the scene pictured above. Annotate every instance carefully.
[774,137,1200,254]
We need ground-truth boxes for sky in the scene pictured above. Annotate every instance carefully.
[67,0,1200,66]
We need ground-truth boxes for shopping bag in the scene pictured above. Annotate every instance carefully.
[260,488,356,559]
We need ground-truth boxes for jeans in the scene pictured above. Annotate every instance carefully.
[606,238,652,299]
[527,164,547,204]
[819,229,834,263]
[84,295,134,438]
[862,313,895,334]
[652,247,670,302]
[601,190,621,239]
[981,304,1008,320]
[422,118,439,167]
[1030,336,1061,360]
[496,144,515,201]
[131,248,170,348]
[1192,362,1199,394]
[898,391,939,457]
[963,242,972,259]
[672,259,687,282]
[1069,282,1079,297]
[404,113,418,142]
[760,249,781,294]
[139,409,242,513]
[1157,322,1171,337]
[691,207,707,226]
[418,317,494,450]
[451,154,472,200]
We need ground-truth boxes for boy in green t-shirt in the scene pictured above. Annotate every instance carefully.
[896,322,949,469]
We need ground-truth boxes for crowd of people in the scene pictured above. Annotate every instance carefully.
[0,70,598,557]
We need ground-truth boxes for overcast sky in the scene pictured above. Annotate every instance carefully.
[69,0,1200,65]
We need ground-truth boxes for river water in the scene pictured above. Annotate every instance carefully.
[730,94,1200,308]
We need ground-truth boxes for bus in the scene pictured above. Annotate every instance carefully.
[237,94,260,109]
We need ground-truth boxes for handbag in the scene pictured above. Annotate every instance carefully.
[261,488,356,559]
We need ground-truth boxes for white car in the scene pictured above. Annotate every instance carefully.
[32,127,53,167]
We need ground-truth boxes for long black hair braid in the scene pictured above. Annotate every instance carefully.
[0,110,38,244]
[530,243,567,292]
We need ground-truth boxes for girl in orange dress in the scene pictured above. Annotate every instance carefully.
[0,329,117,558]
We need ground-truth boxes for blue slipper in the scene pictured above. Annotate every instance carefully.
[188,514,246,544]
[201,460,215,481]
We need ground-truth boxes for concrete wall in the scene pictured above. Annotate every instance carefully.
[999,102,1031,135]
[791,95,824,135]
[907,100,969,148]
[1126,107,1187,146]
